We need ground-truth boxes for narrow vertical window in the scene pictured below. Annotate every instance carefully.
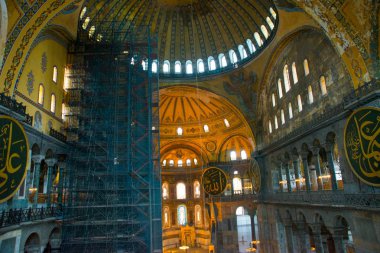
[283,65,291,92]
[176,183,186,200]
[152,60,158,73]
[142,59,147,71]
[203,124,209,133]
[163,60,170,73]
[230,151,237,161]
[320,76,327,95]
[162,182,169,199]
[38,84,44,105]
[219,54,227,68]
[269,120,272,133]
[272,93,276,107]
[162,160,167,166]
[270,7,277,19]
[88,26,95,38]
[82,17,90,29]
[50,94,56,113]
[288,102,293,119]
[303,59,310,76]
[261,25,269,39]
[195,205,202,226]
[177,127,183,136]
[193,158,198,165]
[274,116,278,129]
[241,150,247,160]
[177,205,187,226]
[278,79,283,98]
[186,159,191,166]
[297,95,303,112]
[246,39,256,54]
[175,61,181,74]
[292,62,298,84]
[61,103,66,120]
[177,160,183,167]
[197,59,205,73]
[229,50,238,64]
[53,66,58,83]
[281,109,285,125]
[163,206,170,227]
[186,60,193,74]
[208,56,216,71]
[308,85,314,104]
[80,7,87,20]
[266,17,274,30]
[224,119,230,128]
[238,45,247,59]
[194,181,201,198]
[169,160,174,167]
[254,32,263,47]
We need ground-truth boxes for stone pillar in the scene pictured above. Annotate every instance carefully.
[326,143,338,190]
[292,156,300,191]
[332,228,346,253]
[251,211,257,242]
[301,151,311,192]
[45,158,57,207]
[284,162,292,192]
[284,219,295,253]
[311,224,324,253]
[57,157,66,205]
[32,155,44,208]
[295,222,310,253]
[312,147,323,191]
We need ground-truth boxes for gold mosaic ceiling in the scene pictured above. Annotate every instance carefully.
[79,0,278,70]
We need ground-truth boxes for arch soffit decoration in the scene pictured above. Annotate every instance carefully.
[160,141,210,164]
[217,133,255,161]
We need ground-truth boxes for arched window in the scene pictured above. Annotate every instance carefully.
[230,151,237,161]
[297,94,303,112]
[308,85,314,104]
[177,159,183,167]
[203,124,209,133]
[288,102,293,119]
[281,109,285,125]
[88,26,95,38]
[283,65,291,92]
[80,7,87,20]
[266,17,275,30]
[195,205,202,226]
[254,32,263,47]
[224,118,230,128]
[186,60,193,74]
[292,62,298,84]
[278,79,283,98]
[162,182,169,199]
[38,84,44,105]
[163,206,170,227]
[238,45,247,59]
[82,17,90,29]
[208,56,216,71]
[186,159,191,166]
[61,103,66,120]
[177,127,183,136]
[197,59,205,73]
[193,158,198,165]
[241,150,247,160]
[152,60,158,73]
[176,182,186,199]
[50,94,56,113]
[175,61,181,74]
[163,60,170,73]
[177,205,187,226]
[229,50,238,64]
[194,181,200,198]
[96,34,103,42]
[320,76,327,95]
[236,206,253,253]
[233,177,242,194]
[246,39,256,54]
[269,120,272,133]
[162,160,167,166]
[53,66,58,83]
[274,116,278,129]
[272,93,276,107]
[303,59,310,76]
[270,7,277,19]
[219,54,227,68]
[169,160,174,167]
[142,59,148,71]
[261,25,269,39]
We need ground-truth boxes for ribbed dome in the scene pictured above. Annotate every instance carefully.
[79,0,278,77]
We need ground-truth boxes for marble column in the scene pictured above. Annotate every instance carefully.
[332,228,346,253]
[32,155,44,208]
[45,158,57,207]
[295,222,311,253]
[292,156,300,191]
[57,158,66,205]
[301,151,311,192]
[284,162,292,192]
[311,224,324,253]
[284,219,295,253]
[326,143,338,190]
[312,147,323,191]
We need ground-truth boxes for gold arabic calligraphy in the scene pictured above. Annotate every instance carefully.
[202,167,227,195]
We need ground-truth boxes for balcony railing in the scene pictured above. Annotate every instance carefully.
[0,206,62,229]
[49,127,67,142]
[0,92,33,125]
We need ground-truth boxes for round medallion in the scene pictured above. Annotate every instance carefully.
[202,167,227,195]
[344,107,380,187]
[248,159,261,193]
[0,116,29,203]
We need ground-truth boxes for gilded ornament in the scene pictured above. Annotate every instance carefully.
[202,167,227,195]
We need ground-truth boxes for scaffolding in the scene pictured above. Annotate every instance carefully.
[61,24,162,253]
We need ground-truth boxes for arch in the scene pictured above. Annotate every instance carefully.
[174,60,181,73]
[46,149,54,159]
[47,227,61,252]
[50,93,56,113]
[162,182,169,199]
[194,205,202,226]
[218,53,227,68]
[208,56,216,71]
[266,16,274,30]
[52,66,58,83]
[197,59,204,73]
[152,60,158,73]
[176,182,186,199]
[218,134,255,162]
[0,0,7,68]
[163,206,170,227]
[163,60,170,73]
[24,233,40,253]
[238,45,247,59]
[177,204,187,226]
[32,143,41,155]
[38,84,44,105]
[185,60,193,74]
[194,180,200,198]
[229,49,238,64]
[254,32,263,47]
[261,25,269,39]
[246,39,256,54]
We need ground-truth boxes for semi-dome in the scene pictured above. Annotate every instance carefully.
[78,0,278,78]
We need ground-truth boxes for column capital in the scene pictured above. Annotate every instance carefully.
[311,146,320,156]
[325,142,335,153]
[31,154,44,163]
[45,158,57,167]
[310,223,323,234]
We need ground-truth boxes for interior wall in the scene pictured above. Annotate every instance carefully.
[0,0,7,68]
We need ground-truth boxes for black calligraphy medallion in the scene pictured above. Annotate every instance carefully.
[202,167,227,195]
[0,116,29,203]
[344,107,380,187]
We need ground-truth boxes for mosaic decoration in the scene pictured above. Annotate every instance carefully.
[34,111,42,131]
[202,167,227,195]
[344,107,380,187]
[248,158,261,193]
[26,71,34,95]
[0,116,29,203]
[41,52,47,73]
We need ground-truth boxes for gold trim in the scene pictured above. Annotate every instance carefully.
[201,167,228,195]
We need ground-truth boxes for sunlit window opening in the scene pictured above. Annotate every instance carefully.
[261,25,269,39]
[219,53,227,68]
[80,7,87,20]
[82,17,90,29]
[274,116,278,129]
[177,205,187,226]
[270,7,277,19]
[197,59,205,73]
[230,151,237,161]
[38,84,44,105]
[53,66,58,83]
[283,65,291,92]
[281,109,285,125]
[238,45,247,59]
[229,50,238,64]
[304,59,310,76]
[233,177,242,194]
[194,181,201,198]
[308,85,314,104]
[297,94,303,112]
[272,93,276,107]
[278,79,283,98]
[50,94,56,113]
[163,60,170,73]
[152,60,158,73]
[254,32,263,47]
[224,118,230,128]
[269,120,273,133]
[177,159,183,167]
[176,183,186,200]
[241,150,248,160]
[266,17,274,30]
[186,159,191,166]
[193,158,198,165]
[96,34,103,42]
[208,56,216,71]
[175,61,181,73]
[288,102,293,119]
[195,205,202,226]
[162,182,169,199]
[163,206,170,227]
[320,76,327,95]
[142,59,147,71]
[177,127,183,136]
[203,124,209,133]
[292,62,298,84]
[162,160,167,166]
[88,26,96,38]
[169,160,174,167]
[61,103,66,120]
[246,39,256,54]
[186,60,193,74]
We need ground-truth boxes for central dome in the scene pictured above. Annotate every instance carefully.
[79,0,278,77]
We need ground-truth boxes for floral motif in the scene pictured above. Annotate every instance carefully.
[41,52,47,73]
[26,71,34,95]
